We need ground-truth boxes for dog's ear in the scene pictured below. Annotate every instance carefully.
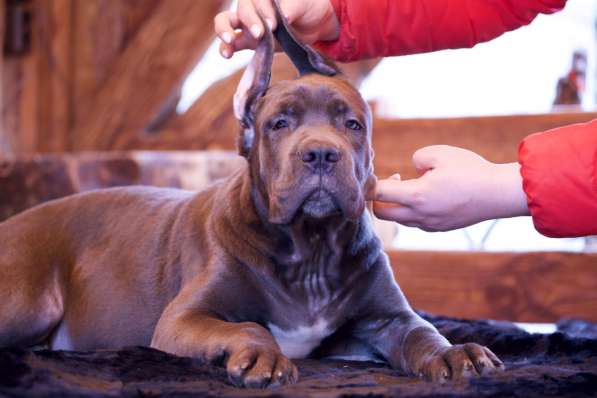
[272,0,340,76]
[233,23,274,158]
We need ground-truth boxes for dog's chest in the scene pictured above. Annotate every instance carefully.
[268,317,334,358]
[266,276,341,358]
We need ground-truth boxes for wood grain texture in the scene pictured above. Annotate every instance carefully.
[71,0,162,134]
[372,112,597,179]
[0,0,5,154]
[73,0,229,150]
[388,250,597,322]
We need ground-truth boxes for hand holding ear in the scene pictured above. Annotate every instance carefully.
[373,145,530,231]
[215,0,340,58]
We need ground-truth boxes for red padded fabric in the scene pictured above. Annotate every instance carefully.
[519,121,597,237]
[315,0,566,62]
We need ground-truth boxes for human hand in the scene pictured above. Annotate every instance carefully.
[373,145,529,231]
[215,0,340,58]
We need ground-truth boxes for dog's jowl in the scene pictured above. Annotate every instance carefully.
[0,3,503,388]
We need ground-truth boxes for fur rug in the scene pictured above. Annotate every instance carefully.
[1,314,596,398]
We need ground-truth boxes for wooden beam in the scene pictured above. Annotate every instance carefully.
[73,0,230,150]
[71,0,162,139]
[372,112,597,179]
[388,250,597,322]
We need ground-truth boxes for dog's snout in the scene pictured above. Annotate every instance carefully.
[302,146,341,172]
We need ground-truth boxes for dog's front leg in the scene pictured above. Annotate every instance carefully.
[358,261,504,381]
[360,310,504,382]
[151,292,297,388]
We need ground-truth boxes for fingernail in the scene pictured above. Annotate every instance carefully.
[221,48,231,58]
[250,24,262,39]
[222,32,233,44]
[265,18,274,30]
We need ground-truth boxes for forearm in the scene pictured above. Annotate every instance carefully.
[316,0,566,62]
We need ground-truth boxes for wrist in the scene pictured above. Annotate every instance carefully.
[483,162,530,220]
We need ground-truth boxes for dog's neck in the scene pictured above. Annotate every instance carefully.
[214,167,378,282]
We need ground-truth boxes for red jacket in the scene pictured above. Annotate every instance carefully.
[317,0,597,238]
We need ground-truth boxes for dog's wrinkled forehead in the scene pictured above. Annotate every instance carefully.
[258,75,371,126]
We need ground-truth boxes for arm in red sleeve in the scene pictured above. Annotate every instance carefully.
[316,0,566,62]
[519,120,597,238]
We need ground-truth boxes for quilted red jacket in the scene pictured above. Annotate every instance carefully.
[317,0,597,238]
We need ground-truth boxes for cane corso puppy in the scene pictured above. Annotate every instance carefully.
[0,3,503,388]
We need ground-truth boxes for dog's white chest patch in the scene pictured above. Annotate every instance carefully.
[268,318,334,358]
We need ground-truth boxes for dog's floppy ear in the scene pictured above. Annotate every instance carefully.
[233,22,274,158]
[272,0,339,76]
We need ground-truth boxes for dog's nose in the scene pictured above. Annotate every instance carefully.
[302,147,341,172]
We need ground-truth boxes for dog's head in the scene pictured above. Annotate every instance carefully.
[234,2,376,225]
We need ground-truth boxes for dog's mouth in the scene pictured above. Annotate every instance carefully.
[300,188,341,219]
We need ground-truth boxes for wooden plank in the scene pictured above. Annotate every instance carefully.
[373,112,597,179]
[73,0,229,150]
[388,250,597,322]
[0,0,5,155]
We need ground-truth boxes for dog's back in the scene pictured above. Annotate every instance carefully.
[0,184,213,349]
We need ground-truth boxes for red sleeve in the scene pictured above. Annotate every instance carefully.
[315,0,567,62]
[519,120,597,238]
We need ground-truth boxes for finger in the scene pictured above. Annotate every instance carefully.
[372,201,419,226]
[238,0,265,39]
[214,11,240,45]
[219,41,233,59]
[389,173,401,181]
[219,30,259,58]
[251,0,277,31]
[374,178,423,205]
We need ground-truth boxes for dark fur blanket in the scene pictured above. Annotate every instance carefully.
[1,314,596,398]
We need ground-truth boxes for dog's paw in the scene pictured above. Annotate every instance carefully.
[418,343,504,382]
[226,346,298,388]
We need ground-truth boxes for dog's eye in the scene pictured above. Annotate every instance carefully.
[345,119,363,131]
[272,119,289,131]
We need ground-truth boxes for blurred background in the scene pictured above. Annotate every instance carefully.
[1,0,596,323]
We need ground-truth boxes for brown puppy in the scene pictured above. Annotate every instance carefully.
[0,7,503,388]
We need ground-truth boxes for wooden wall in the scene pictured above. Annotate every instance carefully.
[390,250,597,322]
[0,0,229,155]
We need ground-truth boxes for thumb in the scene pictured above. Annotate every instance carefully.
[411,146,443,174]
[374,178,423,206]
